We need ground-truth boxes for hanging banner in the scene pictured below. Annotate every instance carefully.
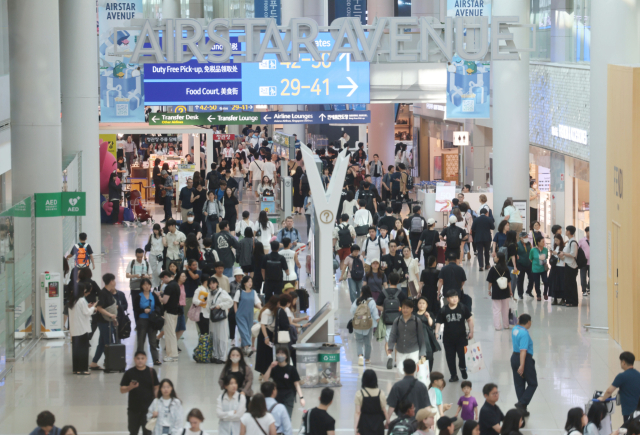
[335,0,367,25]
[99,134,118,159]
[445,0,491,119]
[254,0,281,25]
[98,1,145,123]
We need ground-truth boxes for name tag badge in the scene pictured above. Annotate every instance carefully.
[284,374,289,379]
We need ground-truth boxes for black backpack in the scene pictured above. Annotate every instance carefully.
[382,288,401,324]
[360,190,374,212]
[337,224,353,249]
[350,256,365,281]
[406,173,414,190]
[265,257,283,281]
[572,240,588,268]
[200,248,217,274]
[389,416,413,435]
[445,225,462,249]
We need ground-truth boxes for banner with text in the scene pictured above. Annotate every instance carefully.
[254,0,281,25]
[98,0,144,123]
[335,0,367,25]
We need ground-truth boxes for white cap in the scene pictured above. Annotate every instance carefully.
[427,218,436,225]
[449,215,458,225]
[233,267,244,276]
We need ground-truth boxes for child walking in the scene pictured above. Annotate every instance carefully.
[455,380,478,421]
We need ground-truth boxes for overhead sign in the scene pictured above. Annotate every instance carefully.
[148,112,260,125]
[193,104,254,112]
[335,0,367,25]
[453,131,469,146]
[35,192,87,217]
[144,32,370,105]
[255,0,281,24]
[260,110,371,124]
[213,134,235,140]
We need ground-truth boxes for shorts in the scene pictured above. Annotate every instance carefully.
[241,265,254,273]
[175,313,186,332]
[385,326,393,342]
[337,247,351,261]
[446,248,460,260]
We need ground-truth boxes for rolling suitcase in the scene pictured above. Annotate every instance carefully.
[104,321,126,373]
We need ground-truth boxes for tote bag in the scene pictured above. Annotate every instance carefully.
[464,342,486,374]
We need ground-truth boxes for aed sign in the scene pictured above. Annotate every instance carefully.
[35,192,87,217]
[62,192,87,216]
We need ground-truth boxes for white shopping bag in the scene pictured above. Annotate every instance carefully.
[509,298,518,326]
[417,359,431,386]
[464,342,486,374]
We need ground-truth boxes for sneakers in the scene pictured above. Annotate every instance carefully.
[479,267,484,272]
[386,356,394,370]
[358,355,364,366]
[461,369,468,380]
[163,356,177,362]
[449,375,459,382]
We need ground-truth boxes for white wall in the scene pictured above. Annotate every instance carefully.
[0,128,11,175]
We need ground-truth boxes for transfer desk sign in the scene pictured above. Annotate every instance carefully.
[148,112,260,125]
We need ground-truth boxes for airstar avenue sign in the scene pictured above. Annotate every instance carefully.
[124,16,532,65]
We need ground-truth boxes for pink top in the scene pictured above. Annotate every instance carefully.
[179,284,186,306]
[578,237,590,265]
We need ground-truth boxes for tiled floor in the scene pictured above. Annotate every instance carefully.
[0,192,626,435]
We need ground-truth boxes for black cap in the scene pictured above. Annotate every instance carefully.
[437,417,458,430]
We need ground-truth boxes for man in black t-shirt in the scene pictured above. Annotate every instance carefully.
[479,383,504,435]
[90,273,118,370]
[436,289,474,382]
[120,351,159,435]
[159,271,181,362]
[441,216,468,261]
[307,388,336,435]
[438,251,472,312]
[261,240,289,302]
[381,241,408,295]
[378,206,397,233]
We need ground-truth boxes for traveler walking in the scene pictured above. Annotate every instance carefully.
[354,199,374,246]
[560,225,580,307]
[364,227,389,272]
[214,221,240,277]
[492,221,509,263]
[516,233,534,299]
[578,227,590,296]
[89,273,119,371]
[109,172,123,224]
[436,289,475,382]
[388,299,427,374]
[437,252,468,304]
[120,351,159,435]
[306,388,336,435]
[146,379,183,435]
[255,296,280,375]
[415,296,440,373]
[280,238,299,287]
[333,214,356,270]
[219,347,255,397]
[126,248,150,323]
[479,384,504,435]
[158,271,181,362]
[222,188,240,236]
[236,211,254,239]
[528,237,549,301]
[529,180,540,225]
[441,216,468,262]
[350,285,380,365]
[402,246,421,297]
[369,154,385,194]
[376,273,407,367]
[68,282,96,375]
[29,411,61,435]
[550,233,566,305]
[234,276,261,355]
[341,244,366,303]
[124,136,137,173]
[563,408,587,435]
[362,259,387,303]
[217,375,247,435]
[147,224,164,288]
[276,216,300,249]
[163,219,186,271]
[387,359,431,419]
[178,178,195,223]
[160,167,174,223]
[471,208,495,271]
[261,240,289,301]
[179,211,202,240]
[263,346,305,417]
[500,199,523,235]
[207,276,234,364]
[487,252,512,331]
[416,217,438,260]
[133,278,161,365]
[354,369,388,435]
[261,382,293,435]
[237,228,255,275]
[203,190,224,237]
[254,211,276,252]
[66,232,95,271]
[239,394,277,435]
[193,277,210,335]
[420,256,441,313]
[510,314,537,416]
[597,351,640,421]
[456,381,479,421]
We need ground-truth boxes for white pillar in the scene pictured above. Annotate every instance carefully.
[412,0,444,20]
[304,0,325,25]
[358,124,367,146]
[8,0,63,274]
[59,0,102,277]
[162,0,180,18]
[281,0,306,142]
[368,104,395,168]
[589,0,640,329]
[492,0,530,214]
[189,0,204,18]
[550,0,574,63]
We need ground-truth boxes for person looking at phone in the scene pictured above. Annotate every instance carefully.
[120,351,160,435]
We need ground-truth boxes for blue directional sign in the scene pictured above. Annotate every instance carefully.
[192,104,254,112]
[144,32,370,105]
[260,110,371,124]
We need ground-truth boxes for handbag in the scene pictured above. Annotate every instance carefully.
[149,310,165,331]
[187,303,201,322]
[145,368,158,430]
[144,235,152,252]
[276,308,291,343]
[549,255,558,267]
[209,292,227,322]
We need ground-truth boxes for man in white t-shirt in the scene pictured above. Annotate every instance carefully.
[221,142,235,165]
[353,200,373,247]
[262,155,277,182]
[249,158,264,197]
[362,227,388,270]
[280,238,299,286]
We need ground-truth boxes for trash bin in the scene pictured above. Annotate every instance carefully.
[294,343,322,388]
[317,344,341,387]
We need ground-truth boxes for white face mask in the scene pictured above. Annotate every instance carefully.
[187,217,194,223]
[230,357,240,363]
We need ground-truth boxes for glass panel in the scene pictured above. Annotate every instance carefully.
[530,0,551,61]
[205,0,254,20]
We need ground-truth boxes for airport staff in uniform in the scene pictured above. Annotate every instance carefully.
[510,314,537,417]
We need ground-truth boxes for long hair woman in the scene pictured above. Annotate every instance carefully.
[487,251,512,331]
[505,230,519,292]
[219,347,255,398]
[68,282,96,374]
[500,409,524,435]
[255,296,279,376]
[147,379,184,435]
[354,369,387,435]
[148,223,164,287]
[551,232,566,305]
[239,394,276,435]
[350,285,379,365]
[253,211,275,252]
[134,278,161,365]
[108,171,122,224]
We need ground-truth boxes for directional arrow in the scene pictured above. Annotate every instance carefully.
[263,114,272,122]
[152,116,158,123]
[318,113,326,121]
[207,115,215,123]
[339,53,351,72]
[337,77,358,97]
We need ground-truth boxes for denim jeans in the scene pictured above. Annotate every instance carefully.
[223,267,233,278]
[347,278,363,303]
[355,329,373,360]
[372,176,382,194]
[92,322,116,363]
[206,217,218,237]
[508,266,517,295]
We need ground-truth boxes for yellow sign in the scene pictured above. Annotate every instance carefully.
[100,134,117,159]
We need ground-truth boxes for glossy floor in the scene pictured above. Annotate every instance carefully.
[0,195,625,435]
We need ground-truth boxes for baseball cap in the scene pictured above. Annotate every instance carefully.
[187,210,194,216]
[416,407,437,421]
[427,218,436,225]
[449,215,458,225]
[437,417,458,430]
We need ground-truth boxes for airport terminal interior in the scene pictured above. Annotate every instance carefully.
[1,0,640,435]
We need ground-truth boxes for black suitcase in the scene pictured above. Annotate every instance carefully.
[104,321,126,373]
[296,288,310,312]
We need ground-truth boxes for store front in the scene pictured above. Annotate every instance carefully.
[415,110,464,183]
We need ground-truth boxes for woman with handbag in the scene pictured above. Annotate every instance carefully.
[207,276,234,364]
[263,346,305,418]
[68,282,96,374]
[147,224,164,288]
[146,379,183,435]
[216,375,247,435]
[234,276,262,356]
[255,296,279,376]
[218,347,255,398]
[134,278,162,366]
[239,394,277,435]
[550,233,566,305]
[402,246,420,298]
[529,236,550,303]
[486,252,513,331]
[415,296,440,374]
[192,276,210,335]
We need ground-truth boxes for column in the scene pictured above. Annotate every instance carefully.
[492,0,530,215]
[304,0,324,25]
[549,0,574,63]
[162,0,180,18]
[59,0,102,277]
[463,121,491,189]
[8,0,63,274]
[189,0,204,18]
[590,0,640,329]
[281,0,306,143]
[412,0,444,20]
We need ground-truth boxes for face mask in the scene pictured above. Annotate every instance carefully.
[276,355,286,363]
[230,357,240,363]
[188,217,194,223]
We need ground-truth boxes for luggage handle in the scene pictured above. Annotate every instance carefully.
[109,319,119,344]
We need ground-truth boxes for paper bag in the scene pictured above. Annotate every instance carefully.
[417,359,430,386]
[464,342,486,374]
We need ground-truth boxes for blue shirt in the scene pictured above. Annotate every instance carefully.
[511,325,533,355]
[265,397,293,435]
[276,227,300,247]
[138,292,154,319]
[612,368,640,415]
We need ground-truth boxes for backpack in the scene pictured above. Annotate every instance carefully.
[74,243,89,267]
[406,173,414,190]
[360,190,375,211]
[193,333,212,363]
[200,248,217,274]
[494,267,509,289]
[410,215,423,234]
[445,226,462,249]
[389,417,413,435]
[382,288,401,325]
[353,298,373,330]
[481,204,493,220]
[265,257,282,281]
[337,224,353,249]
[572,240,588,268]
[350,256,365,281]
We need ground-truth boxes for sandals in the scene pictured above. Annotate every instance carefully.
[89,365,104,371]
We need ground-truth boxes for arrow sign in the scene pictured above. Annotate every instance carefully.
[338,77,358,97]
[148,112,261,125]
[207,115,215,123]
[319,113,326,121]
[259,110,370,124]
[152,116,158,123]
[263,114,271,122]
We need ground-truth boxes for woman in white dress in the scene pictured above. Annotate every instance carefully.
[207,276,234,364]
[402,246,421,297]
[253,211,275,253]
[147,223,165,288]
[217,375,247,435]
[146,379,184,435]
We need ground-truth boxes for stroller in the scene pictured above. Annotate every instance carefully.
[124,189,153,227]
[585,392,618,435]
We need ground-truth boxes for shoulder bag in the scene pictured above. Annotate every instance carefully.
[276,308,291,343]
[494,267,509,290]
[252,415,269,435]
[209,292,228,322]
[144,394,158,431]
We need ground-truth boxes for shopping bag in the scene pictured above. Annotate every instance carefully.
[417,359,430,386]
[508,298,518,326]
[464,342,486,374]
[375,317,387,342]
